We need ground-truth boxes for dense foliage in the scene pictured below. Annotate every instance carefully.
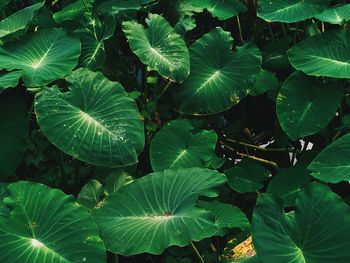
[1,0,350,262]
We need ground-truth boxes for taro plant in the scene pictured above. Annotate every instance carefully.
[2,0,350,262]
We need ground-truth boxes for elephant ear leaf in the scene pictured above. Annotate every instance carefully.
[288,29,350,78]
[0,181,106,263]
[122,13,190,83]
[0,28,81,86]
[92,168,226,256]
[308,133,350,183]
[174,27,261,115]
[315,4,350,25]
[252,183,350,263]
[0,2,44,38]
[150,119,217,172]
[276,71,342,140]
[191,0,247,20]
[34,68,145,167]
[257,0,329,23]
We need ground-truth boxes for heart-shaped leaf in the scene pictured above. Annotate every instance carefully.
[150,119,217,172]
[308,133,350,183]
[288,29,350,78]
[252,183,350,263]
[35,68,145,167]
[122,13,190,83]
[315,4,350,25]
[277,71,342,140]
[0,181,106,263]
[191,0,247,20]
[0,92,29,179]
[174,27,261,114]
[78,179,105,210]
[0,2,44,38]
[92,168,226,255]
[258,0,329,23]
[0,28,81,86]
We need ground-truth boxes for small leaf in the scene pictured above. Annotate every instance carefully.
[0,70,22,91]
[78,179,105,210]
[150,119,217,171]
[122,13,190,83]
[191,0,247,20]
[225,160,270,193]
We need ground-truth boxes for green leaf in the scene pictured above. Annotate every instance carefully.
[0,28,81,87]
[0,184,9,217]
[122,13,190,83]
[225,160,270,193]
[104,170,134,195]
[308,133,350,183]
[53,0,91,24]
[267,165,311,207]
[150,119,217,172]
[315,4,350,25]
[0,0,10,10]
[247,70,279,96]
[0,2,44,38]
[97,0,154,15]
[0,92,29,179]
[78,179,105,210]
[262,38,291,71]
[92,168,226,255]
[191,0,247,20]
[0,70,21,91]
[0,181,106,263]
[288,29,350,78]
[34,68,145,167]
[199,201,250,236]
[276,71,342,140]
[174,27,261,114]
[257,0,329,23]
[252,183,350,263]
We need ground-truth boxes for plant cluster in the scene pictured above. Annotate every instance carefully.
[1,0,350,262]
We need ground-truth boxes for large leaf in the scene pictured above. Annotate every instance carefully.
[122,13,190,83]
[174,27,261,114]
[315,4,350,25]
[191,0,247,20]
[0,181,106,263]
[0,92,29,179]
[308,133,350,183]
[276,71,342,140]
[288,29,350,78]
[150,119,217,172]
[0,2,44,38]
[35,68,145,167]
[0,28,81,86]
[0,70,21,91]
[53,0,91,24]
[252,183,350,263]
[92,168,226,255]
[257,0,329,23]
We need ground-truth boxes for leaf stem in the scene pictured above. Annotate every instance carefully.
[191,242,205,263]
[157,80,172,100]
[224,139,302,153]
[82,0,91,14]
[321,21,325,33]
[236,15,244,43]
[236,152,279,168]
